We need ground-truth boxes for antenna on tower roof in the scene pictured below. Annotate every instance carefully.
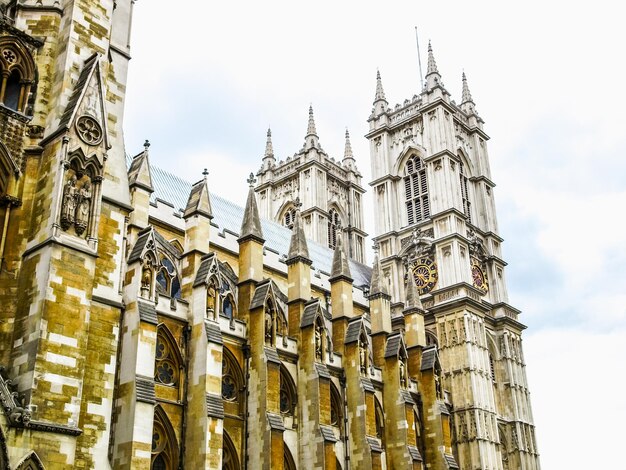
[415,27,424,88]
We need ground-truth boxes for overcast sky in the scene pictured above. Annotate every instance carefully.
[123,1,626,467]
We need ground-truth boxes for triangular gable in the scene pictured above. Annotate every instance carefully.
[15,451,46,470]
[420,345,441,372]
[127,227,157,264]
[249,279,287,313]
[58,53,109,150]
[344,317,368,345]
[384,332,408,359]
[193,252,220,288]
[300,298,323,328]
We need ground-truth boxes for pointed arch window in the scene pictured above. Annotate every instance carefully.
[283,207,296,229]
[222,348,244,416]
[330,382,343,433]
[0,39,36,114]
[459,161,472,223]
[327,208,341,249]
[280,366,297,416]
[151,406,178,470]
[404,155,430,225]
[223,432,240,470]
[156,255,181,299]
[154,326,182,388]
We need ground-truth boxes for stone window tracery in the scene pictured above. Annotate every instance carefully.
[404,155,430,225]
[459,161,472,223]
[154,326,182,388]
[327,208,341,249]
[280,366,296,416]
[283,206,296,229]
[155,255,181,299]
[221,349,244,409]
[330,382,343,432]
[222,432,240,470]
[0,38,36,114]
[151,406,178,470]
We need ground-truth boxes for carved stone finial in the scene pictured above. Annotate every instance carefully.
[202,168,209,178]
[293,196,302,210]
[144,139,150,150]
[247,172,257,187]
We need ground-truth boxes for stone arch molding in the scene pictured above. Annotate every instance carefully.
[14,451,45,470]
[392,144,428,177]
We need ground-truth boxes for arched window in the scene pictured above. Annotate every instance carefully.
[0,39,36,114]
[459,161,472,223]
[154,326,183,388]
[156,255,181,299]
[223,431,240,470]
[284,444,297,470]
[330,382,343,433]
[283,207,296,229]
[280,366,297,416]
[0,143,17,197]
[222,294,235,320]
[425,330,439,348]
[327,208,341,249]
[151,406,178,470]
[374,397,385,448]
[222,348,244,416]
[404,155,430,225]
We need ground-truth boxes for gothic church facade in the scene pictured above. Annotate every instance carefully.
[0,1,539,469]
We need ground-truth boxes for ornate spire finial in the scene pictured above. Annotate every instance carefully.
[239,174,264,243]
[343,128,354,161]
[264,127,274,158]
[374,69,387,102]
[426,40,439,76]
[294,196,302,210]
[202,168,209,179]
[247,172,257,187]
[306,104,317,137]
[462,71,474,104]
[143,139,150,151]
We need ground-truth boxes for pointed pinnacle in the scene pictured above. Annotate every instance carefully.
[426,40,439,76]
[461,71,474,104]
[264,127,274,158]
[306,104,318,137]
[287,210,311,264]
[369,252,389,297]
[239,181,264,243]
[374,69,387,102]
[330,233,352,282]
[404,272,423,311]
[343,128,354,160]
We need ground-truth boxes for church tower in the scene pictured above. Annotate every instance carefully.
[255,106,368,263]
[366,44,540,469]
[0,0,134,467]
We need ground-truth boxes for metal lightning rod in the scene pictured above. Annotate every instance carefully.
[415,27,424,88]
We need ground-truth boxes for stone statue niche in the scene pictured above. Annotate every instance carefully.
[60,168,93,238]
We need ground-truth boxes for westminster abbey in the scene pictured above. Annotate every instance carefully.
[0,1,540,469]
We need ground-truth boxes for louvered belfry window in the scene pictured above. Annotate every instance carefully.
[327,208,341,249]
[404,155,430,225]
[459,162,472,223]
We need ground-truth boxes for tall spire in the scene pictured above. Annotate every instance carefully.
[461,71,474,104]
[330,233,352,283]
[304,104,320,150]
[239,173,264,243]
[374,69,387,102]
[425,40,444,91]
[426,41,439,76]
[264,127,274,158]
[306,105,317,137]
[286,203,311,264]
[343,128,355,164]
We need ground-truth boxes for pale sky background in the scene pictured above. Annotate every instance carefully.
[123,1,626,468]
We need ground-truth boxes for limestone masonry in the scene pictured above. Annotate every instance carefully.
[0,1,540,469]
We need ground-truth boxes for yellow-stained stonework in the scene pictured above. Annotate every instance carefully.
[0,2,540,470]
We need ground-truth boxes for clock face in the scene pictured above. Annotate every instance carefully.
[411,257,438,295]
[471,263,488,294]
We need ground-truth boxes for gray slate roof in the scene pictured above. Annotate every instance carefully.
[206,393,224,419]
[135,375,156,404]
[301,299,321,328]
[384,333,403,358]
[204,321,222,345]
[407,445,422,461]
[146,163,372,288]
[420,346,438,371]
[266,412,285,431]
[138,300,158,325]
[319,425,338,443]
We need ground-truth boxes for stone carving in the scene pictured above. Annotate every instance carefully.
[141,265,152,298]
[265,310,273,345]
[359,339,367,373]
[76,115,103,145]
[60,175,78,230]
[399,359,406,387]
[315,325,323,360]
[74,181,91,236]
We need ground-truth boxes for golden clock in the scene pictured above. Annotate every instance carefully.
[411,257,438,295]
[471,263,488,294]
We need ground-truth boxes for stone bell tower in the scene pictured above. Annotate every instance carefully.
[366,43,540,469]
[255,106,368,263]
[0,0,135,467]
